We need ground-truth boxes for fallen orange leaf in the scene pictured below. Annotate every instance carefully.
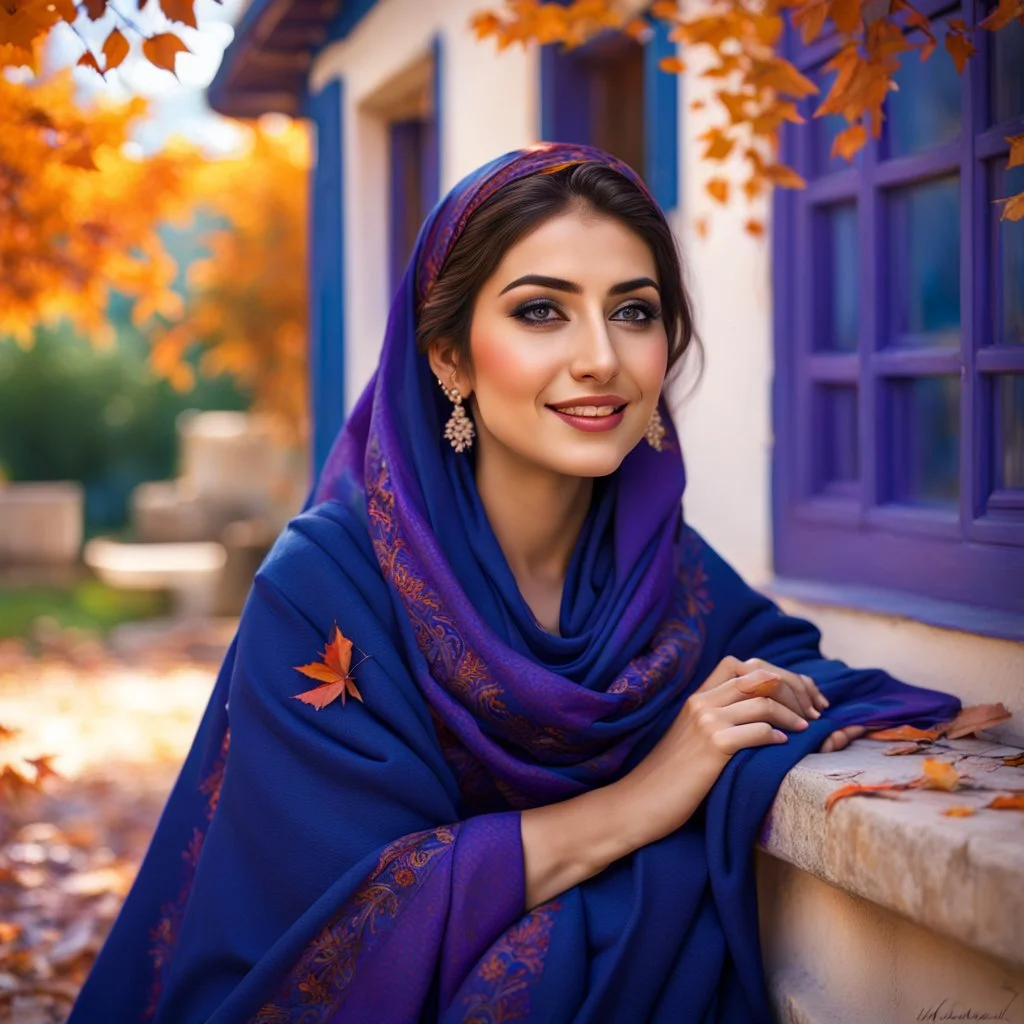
[944,702,1012,740]
[825,780,910,812]
[865,724,944,742]
[942,806,977,817]
[884,743,928,756]
[987,794,1024,811]
[1002,752,1024,767]
[293,625,364,710]
[917,758,960,792]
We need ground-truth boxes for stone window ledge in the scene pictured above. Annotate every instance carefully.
[758,737,1024,969]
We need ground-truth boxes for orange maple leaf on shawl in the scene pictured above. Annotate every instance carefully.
[293,625,363,710]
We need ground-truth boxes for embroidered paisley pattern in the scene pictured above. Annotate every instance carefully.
[251,825,457,1024]
[366,439,713,809]
[458,901,562,1024]
[145,727,230,1020]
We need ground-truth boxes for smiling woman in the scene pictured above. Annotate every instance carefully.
[68,144,959,1024]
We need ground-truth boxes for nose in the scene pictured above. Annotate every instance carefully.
[570,311,620,384]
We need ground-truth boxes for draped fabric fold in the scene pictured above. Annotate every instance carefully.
[69,144,960,1024]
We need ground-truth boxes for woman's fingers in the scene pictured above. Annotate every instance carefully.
[720,694,811,734]
[818,725,868,753]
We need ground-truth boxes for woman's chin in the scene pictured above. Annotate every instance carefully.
[540,443,640,480]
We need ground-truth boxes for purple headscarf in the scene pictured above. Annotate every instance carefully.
[309,143,709,810]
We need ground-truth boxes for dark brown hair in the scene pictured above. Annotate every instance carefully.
[415,161,700,381]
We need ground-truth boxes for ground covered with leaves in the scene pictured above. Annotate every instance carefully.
[0,632,221,1022]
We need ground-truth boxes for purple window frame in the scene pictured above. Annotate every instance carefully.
[772,0,1024,619]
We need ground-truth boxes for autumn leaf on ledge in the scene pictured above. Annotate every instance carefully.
[864,702,1012,746]
[293,625,364,710]
[824,780,912,811]
[916,757,961,791]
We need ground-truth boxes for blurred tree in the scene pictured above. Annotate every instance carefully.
[472,0,1024,231]
[150,121,311,444]
[0,285,248,533]
[0,81,309,442]
[0,72,196,348]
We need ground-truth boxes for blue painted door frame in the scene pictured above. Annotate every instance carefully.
[306,79,345,481]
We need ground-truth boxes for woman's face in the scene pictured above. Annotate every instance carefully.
[440,206,669,480]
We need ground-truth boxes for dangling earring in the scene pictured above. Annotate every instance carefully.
[438,377,475,453]
[645,404,666,452]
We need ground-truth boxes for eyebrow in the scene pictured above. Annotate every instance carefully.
[498,274,660,297]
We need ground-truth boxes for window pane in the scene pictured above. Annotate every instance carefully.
[993,16,1024,124]
[815,385,859,490]
[885,24,961,158]
[997,375,1024,490]
[886,376,960,505]
[996,164,1024,346]
[888,177,960,347]
[814,203,859,352]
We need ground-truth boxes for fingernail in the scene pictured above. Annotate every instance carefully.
[773,729,788,742]
[810,707,821,719]
[796,718,809,729]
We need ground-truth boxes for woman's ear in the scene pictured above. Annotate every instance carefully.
[427,341,473,400]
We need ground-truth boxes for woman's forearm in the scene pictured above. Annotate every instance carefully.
[519,774,670,911]
[520,782,633,910]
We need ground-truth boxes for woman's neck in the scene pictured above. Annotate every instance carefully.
[474,440,593,633]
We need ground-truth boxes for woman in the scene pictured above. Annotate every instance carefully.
[69,143,959,1023]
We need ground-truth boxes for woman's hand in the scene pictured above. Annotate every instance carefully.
[522,656,835,908]
[612,656,826,851]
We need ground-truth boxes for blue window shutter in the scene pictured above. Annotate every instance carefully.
[644,16,679,212]
[307,78,345,481]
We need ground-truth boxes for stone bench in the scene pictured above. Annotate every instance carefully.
[0,482,83,565]
[758,737,1024,1024]
[83,539,227,618]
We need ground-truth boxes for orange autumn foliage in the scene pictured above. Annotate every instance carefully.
[149,121,311,440]
[1,0,200,79]
[0,726,59,804]
[0,68,310,439]
[471,0,1024,223]
[0,73,196,348]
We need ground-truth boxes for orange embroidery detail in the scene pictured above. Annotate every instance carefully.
[250,825,456,1023]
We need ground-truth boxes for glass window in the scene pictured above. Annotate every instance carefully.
[888,176,960,347]
[815,385,859,490]
[992,17,1024,125]
[997,375,1024,490]
[775,18,1024,613]
[885,23,961,157]
[815,203,859,352]
[996,164,1024,346]
[885,376,960,505]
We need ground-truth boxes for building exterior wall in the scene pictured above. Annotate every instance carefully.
[307,0,1016,743]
